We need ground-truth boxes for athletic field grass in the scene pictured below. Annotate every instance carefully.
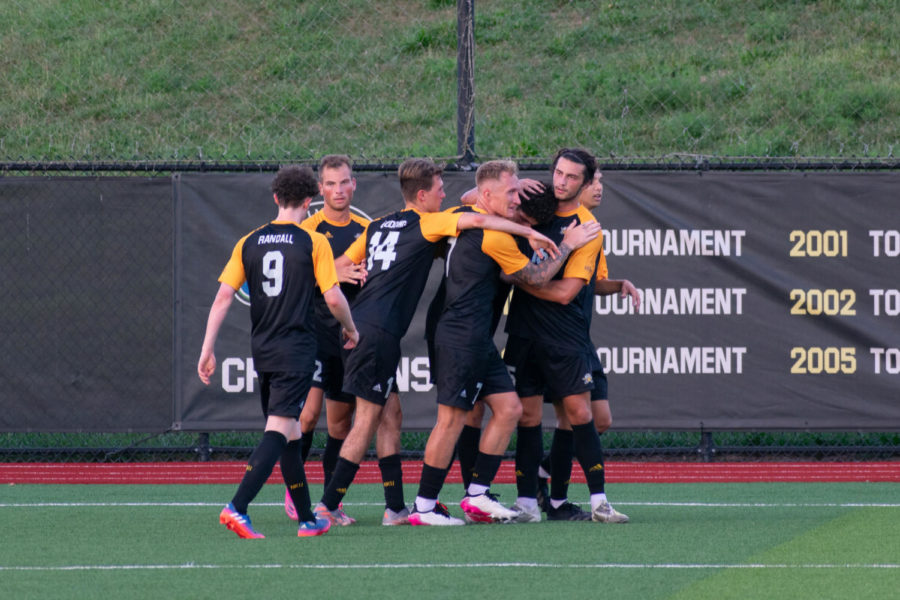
[2,0,896,161]
[3,480,897,600]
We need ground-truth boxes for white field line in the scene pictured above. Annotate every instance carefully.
[1,562,898,572]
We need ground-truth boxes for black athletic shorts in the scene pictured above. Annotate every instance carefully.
[547,366,608,403]
[434,343,515,409]
[504,336,595,400]
[258,371,313,419]
[311,354,355,403]
[342,324,402,406]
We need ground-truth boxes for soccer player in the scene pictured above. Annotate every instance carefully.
[505,148,626,523]
[198,165,358,539]
[283,155,407,526]
[452,182,561,492]
[533,167,636,523]
[313,158,559,527]
[412,160,601,525]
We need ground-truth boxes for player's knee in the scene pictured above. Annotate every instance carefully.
[495,399,522,425]
[299,411,318,432]
[595,416,612,433]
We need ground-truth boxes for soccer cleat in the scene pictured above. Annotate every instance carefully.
[536,477,551,513]
[313,502,356,526]
[382,506,411,526]
[219,503,265,539]
[297,517,332,537]
[460,492,519,524]
[591,499,630,523]
[284,488,298,521]
[408,501,465,526]
[546,501,592,521]
[510,502,542,523]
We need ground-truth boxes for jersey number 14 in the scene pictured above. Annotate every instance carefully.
[367,231,400,272]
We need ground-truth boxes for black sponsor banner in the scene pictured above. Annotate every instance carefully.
[597,171,900,430]
[175,171,900,431]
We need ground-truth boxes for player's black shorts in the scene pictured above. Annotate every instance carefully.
[311,354,355,403]
[547,366,608,403]
[258,371,313,419]
[504,336,595,400]
[342,324,402,406]
[434,343,515,409]
[589,365,608,401]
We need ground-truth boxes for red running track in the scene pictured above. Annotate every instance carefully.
[2,461,899,485]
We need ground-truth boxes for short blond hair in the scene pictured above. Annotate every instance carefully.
[475,160,518,188]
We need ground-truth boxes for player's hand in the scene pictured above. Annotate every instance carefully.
[518,178,545,196]
[621,279,641,309]
[197,351,217,385]
[527,230,560,259]
[561,220,602,250]
[342,328,359,349]
[338,261,367,285]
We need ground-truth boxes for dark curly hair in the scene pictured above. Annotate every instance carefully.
[519,181,557,225]
[271,165,319,208]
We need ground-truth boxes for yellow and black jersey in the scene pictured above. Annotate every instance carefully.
[219,220,338,371]
[507,205,606,349]
[301,211,369,354]
[344,207,461,338]
[435,207,529,348]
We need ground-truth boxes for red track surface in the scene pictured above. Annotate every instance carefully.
[2,461,899,484]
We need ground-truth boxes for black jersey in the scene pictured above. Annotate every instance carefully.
[434,207,529,348]
[219,220,338,371]
[506,205,605,350]
[344,207,461,338]
[302,211,368,354]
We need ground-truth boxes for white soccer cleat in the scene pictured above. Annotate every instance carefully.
[460,492,520,523]
[591,499,629,523]
[408,502,465,526]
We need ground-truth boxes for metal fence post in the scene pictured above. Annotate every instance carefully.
[456,0,476,167]
[197,432,211,462]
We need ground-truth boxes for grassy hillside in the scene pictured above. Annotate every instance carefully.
[0,0,896,162]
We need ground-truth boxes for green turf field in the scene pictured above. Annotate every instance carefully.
[2,482,897,600]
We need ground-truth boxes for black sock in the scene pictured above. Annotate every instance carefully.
[457,425,482,489]
[515,424,543,498]
[231,430,287,514]
[470,452,503,490]
[549,428,575,500]
[378,453,405,512]
[320,456,359,510]
[281,439,314,521]
[416,463,450,502]
[572,421,606,494]
[322,435,345,488]
[300,432,314,462]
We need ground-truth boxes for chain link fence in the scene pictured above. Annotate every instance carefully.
[2,1,898,462]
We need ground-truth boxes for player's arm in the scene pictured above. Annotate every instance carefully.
[198,282,236,385]
[596,278,641,309]
[514,276,585,305]
[323,285,359,349]
[457,212,560,259]
[508,221,602,287]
